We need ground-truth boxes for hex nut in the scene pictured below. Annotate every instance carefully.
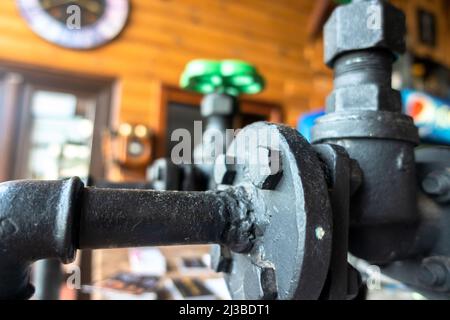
[248,147,283,190]
[418,257,450,292]
[324,0,406,66]
[326,84,402,112]
[422,170,450,203]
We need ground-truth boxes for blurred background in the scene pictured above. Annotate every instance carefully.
[0,0,449,300]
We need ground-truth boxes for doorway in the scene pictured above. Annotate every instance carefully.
[0,63,115,182]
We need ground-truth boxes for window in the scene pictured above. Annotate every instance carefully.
[26,90,95,180]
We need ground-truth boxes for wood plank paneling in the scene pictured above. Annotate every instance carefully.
[391,0,450,66]
[0,0,325,130]
[2,0,446,134]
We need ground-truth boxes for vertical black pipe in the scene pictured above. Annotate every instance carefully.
[33,259,63,300]
[311,1,420,263]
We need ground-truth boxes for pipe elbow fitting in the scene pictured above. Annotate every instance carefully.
[0,177,83,299]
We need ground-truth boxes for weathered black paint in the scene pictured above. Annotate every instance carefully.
[312,0,420,264]
[78,186,254,252]
[0,178,83,299]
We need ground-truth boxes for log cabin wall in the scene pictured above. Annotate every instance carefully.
[0,0,448,157]
[391,0,450,66]
[0,0,325,132]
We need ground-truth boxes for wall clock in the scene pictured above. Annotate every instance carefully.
[17,0,130,49]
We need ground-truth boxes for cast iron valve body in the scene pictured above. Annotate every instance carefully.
[312,0,419,263]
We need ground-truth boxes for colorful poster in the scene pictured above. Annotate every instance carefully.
[402,89,450,144]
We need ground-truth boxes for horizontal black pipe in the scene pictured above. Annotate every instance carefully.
[78,187,252,250]
[0,178,254,299]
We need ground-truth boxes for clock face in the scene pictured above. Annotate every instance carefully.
[39,0,107,27]
[17,0,130,49]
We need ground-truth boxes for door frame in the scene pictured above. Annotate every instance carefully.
[0,71,25,182]
[0,61,117,181]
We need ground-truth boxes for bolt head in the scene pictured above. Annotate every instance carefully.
[422,170,450,203]
[418,257,450,291]
[326,85,402,112]
[422,177,442,195]
[248,147,283,190]
[422,172,450,195]
[324,0,406,66]
[260,266,278,300]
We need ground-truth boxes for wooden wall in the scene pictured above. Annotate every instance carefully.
[392,0,450,67]
[0,0,448,135]
[0,0,328,132]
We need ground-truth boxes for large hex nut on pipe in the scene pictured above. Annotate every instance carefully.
[324,0,406,66]
[223,122,333,300]
[327,84,402,113]
[418,256,450,292]
[248,146,283,190]
[0,178,83,299]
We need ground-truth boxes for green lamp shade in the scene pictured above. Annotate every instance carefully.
[180,59,265,96]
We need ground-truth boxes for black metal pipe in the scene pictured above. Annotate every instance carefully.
[33,259,63,300]
[93,180,154,190]
[78,188,241,249]
[193,94,239,186]
[311,1,420,264]
[333,49,394,91]
[0,178,254,299]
